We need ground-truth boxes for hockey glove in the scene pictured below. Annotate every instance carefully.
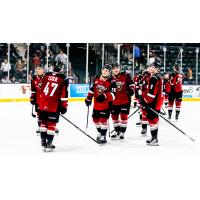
[127,88,134,96]
[138,95,147,107]
[30,98,36,105]
[85,98,92,107]
[60,107,67,114]
[96,93,107,103]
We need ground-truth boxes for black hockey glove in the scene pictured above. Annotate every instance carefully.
[96,93,107,103]
[60,107,67,114]
[85,98,92,107]
[30,98,36,105]
[127,88,134,96]
[138,95,147,107]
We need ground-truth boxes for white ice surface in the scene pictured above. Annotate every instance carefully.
[0,101,200,200]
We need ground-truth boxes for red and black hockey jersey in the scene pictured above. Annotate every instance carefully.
[39,72,68,113]
[143,73,164,111]
[30,75,43,105]
[111,72,134,105]
[86,75,114,110]
[163,78,171,94]
[170,71,183,93]
[140,71,151,96]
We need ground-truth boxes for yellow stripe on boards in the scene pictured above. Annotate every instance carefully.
[0,97,200,103]
[0,98,86,103]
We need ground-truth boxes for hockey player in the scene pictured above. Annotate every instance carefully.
[139,62,164,146]
[140,67,151,136]
[110,63,135,140]
[133,72,139,108]
[168,65,184,121]
[134,70,143,126]
[38,61,68,151]
[30,65,44,133]
[85,64,114,144]
[163,72,171,108]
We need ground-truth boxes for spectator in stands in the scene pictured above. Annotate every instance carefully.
[1,75,11,83]
[55,49,68,70]
[149,51,156,64]
[1,58,11,77]
[32,53,41,67]
[134,46,141,67]
[187,67,193,84]
[68,72,75,83]
[10,76,16,83]
[15,58,26,82]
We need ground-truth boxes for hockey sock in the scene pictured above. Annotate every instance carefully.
[40,131,47,141]
[97,128,102,133]
[101,129,107,136]
[37,121,41,127]
[175,110,180,119]
[47,135,54,144]
[120,127,126,133]
[114,126,120,133]
[151,128,158,139]
[168,110,172,118]
[142,124,147,130]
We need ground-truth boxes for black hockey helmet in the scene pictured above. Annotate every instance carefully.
[102,63,111,71]
[150,62,161,69]
[53,60,63,72]
[111,63,120,69]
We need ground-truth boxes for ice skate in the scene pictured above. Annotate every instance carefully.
[44,142,56,152]
[96,135,107,144]
[146,137,159,146]
[136,121,142,127]
[119,132,125,140]
[111,131,120,140]
[36,128,40,135]
[141,128,147,137]
[55,129,59,134]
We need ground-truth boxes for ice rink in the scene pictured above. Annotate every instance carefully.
[0,101,200,200]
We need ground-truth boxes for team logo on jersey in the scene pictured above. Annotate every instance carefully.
[116,81,123,91]
[38,83,42,88]
[96,84,106,95]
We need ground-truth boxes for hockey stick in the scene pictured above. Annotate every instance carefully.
[60,114,99,144]
[86,106,89,132]
[146,106,195,142]
[108,119,111,137]
[86,76,92,132]
[110,107,140,134]
[161,106,167,115]
[32,105,36,118]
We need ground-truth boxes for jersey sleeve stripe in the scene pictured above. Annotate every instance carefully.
[147,93,155,98]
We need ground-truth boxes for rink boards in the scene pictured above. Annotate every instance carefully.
[0,83,200,102]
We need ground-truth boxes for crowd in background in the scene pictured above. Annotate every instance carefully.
[0,43,78,84]
[0,43,197,84]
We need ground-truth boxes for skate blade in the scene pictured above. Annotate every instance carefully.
[111,136,120,140]
[136,125,142,127]
[43,148,55,152]
[146,143,159,146]
[141,134,147,137]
